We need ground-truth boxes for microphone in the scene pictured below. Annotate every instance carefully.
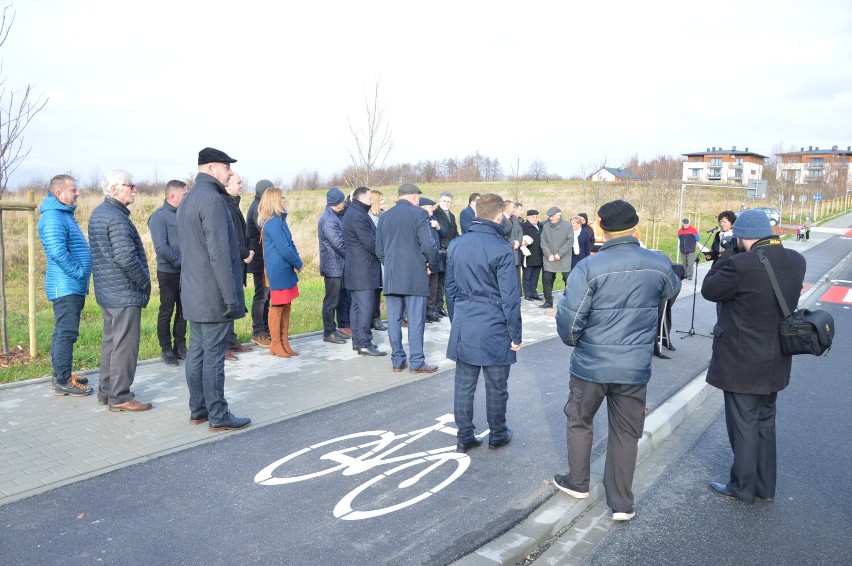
[706,226,719,234]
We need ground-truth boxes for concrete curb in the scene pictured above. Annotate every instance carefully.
[453,370,713,566]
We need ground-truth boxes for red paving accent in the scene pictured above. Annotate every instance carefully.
[801,283,812,295]
[818,285,852,304]
[845,228,852,237]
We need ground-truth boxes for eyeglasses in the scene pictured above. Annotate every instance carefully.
[119,183,136,191]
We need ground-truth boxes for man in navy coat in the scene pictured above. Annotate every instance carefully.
[446,194,522,452]
[376,183,440,373]
[343,187,385,357]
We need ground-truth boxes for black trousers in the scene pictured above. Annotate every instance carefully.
[156,271,186,351]
[542,270,568,304]
[427,272,440,316]
[435,272,447,312]
[322,276,343,336]
[250,271,270,336]
[523,266,542,299]
[723,390,778,503]
[349,289,376,349]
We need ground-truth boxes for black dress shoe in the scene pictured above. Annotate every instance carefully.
[324,333,346,345]
[371,318,387,331]
[456,438,482,453]
[666,343,677,352]
[437,309,448,317]
[708,481,738,499]
[524,297,536,302]
[358,346,387,356]
[426,316,436,324]
[174,345,188,359]
[353,342,378,351]
[489,428,513,449]
[539,302,553,309]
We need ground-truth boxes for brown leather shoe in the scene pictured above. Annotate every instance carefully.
[392,362,409,373]
[229,343,252,353]
[251,334,271,347]
[109,398,153,412]
[225,350,238,361]
[337,327,352,337]
[189,414,209,425]
[410,364,439,374]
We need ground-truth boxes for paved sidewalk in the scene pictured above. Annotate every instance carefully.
[0,299,561,506]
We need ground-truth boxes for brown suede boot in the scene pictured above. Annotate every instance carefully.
[281,303,299,356]
[268,305,290,358]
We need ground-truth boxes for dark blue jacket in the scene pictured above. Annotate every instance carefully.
[571,225,592,269]
[376,199,439,296]
[318,206,346,278]
[38,193,92,300]
[459,205,475,234]
[88,197,150,308]
[148,200,180,273]
[556,236,680,385]
[445,219,522,366]
[177,173,245,322]
[428,215,447,273]
[263,212,303,291]
[342,200,381,291]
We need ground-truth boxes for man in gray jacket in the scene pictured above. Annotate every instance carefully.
[148,180,187,366]
[552,200,680,522]
[89,170,152,412]
[540,207,573,308]
[177,148,250,432]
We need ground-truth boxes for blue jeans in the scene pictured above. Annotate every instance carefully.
[453,361,510,444]
[185,320,231,423]
[386,294,426,369]
[50,294,85,384]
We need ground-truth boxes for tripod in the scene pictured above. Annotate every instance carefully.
[676,229,717,339]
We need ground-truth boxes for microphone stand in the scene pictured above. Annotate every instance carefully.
[676,229,717,339]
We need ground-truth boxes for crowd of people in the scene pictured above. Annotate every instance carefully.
[37,147,806,522]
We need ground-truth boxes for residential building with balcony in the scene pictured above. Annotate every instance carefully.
[775,145,851,189]
[681,146,766,184]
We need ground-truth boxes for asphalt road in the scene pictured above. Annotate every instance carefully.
[578,246,852,566]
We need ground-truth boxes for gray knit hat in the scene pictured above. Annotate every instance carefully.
[255,179,274,197]
[732,209,772,239]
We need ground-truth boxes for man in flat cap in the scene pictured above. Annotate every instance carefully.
[376,182,441,373]
[177,147,250,432]
[553,199,680,522]
[540,206,573,308]
[520,209,544,300]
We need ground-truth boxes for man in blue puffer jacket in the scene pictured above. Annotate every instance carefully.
[318,187,348,344]
[553,199,680,523]
[38,174,93,397]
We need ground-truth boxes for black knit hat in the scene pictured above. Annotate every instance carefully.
[598,199,639,232]
[198,147,237,165]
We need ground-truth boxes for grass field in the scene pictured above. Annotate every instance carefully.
[1,179,841,383]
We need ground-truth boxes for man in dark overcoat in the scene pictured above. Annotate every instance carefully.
[520,210,544,300]
[177,147,250,432]
[446,194,522,453]
[223,172,254,359]
[702,209,806,504]
[375,182,440,373]
[343,186,385,357]
[246,179,274,345]
[432,191,459,316]
[458,192,480,234]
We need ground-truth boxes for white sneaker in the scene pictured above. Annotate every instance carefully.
[612,510,636,521]
[553,474,589,499]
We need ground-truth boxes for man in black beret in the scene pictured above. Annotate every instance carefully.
[553,199,680,522]
[177,147,251,431]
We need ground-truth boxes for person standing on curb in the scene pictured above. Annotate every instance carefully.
[376,182,441,373]
[318,187,349,345]
[246,179,274,346]
[446,193,522,453]
[222,172,254,361]
[702,209,806,505]
[432,191,459,317]
[520,209,544,301]
[677,218,700,280]
[540,207,573,308]
[89,170,152,412]
[553,199,680,522]
[343,186,385,357]
[177,148,250,431]
[38,174,93,397]
[148,180,188,366]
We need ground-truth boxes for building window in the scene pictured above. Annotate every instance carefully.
[709,168,722,180]
[709,157,722,167]
[689,168,701,179]
[735,158,744,166]
[734,169,743,178]
[809,158,824,169]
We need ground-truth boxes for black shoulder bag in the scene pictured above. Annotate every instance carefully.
[756,249,834,356]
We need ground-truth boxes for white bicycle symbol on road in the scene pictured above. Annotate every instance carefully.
[254,414,488,520]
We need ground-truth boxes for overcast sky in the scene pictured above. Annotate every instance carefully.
[4,0,851,189]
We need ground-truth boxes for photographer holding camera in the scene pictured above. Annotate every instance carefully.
[701,209,806,505]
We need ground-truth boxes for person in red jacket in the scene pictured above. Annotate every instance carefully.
[677,218,700,279]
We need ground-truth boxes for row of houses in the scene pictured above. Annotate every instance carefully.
[589,145,852,189]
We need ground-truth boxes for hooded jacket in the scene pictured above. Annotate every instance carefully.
[38,192,92,300]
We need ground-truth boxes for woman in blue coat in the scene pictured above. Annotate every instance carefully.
[259,188,304,358]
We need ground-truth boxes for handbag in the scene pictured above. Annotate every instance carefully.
[756,249,834,356]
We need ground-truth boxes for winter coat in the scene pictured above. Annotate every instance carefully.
[263,212,303,291]
[342,199,381,291]
[459,205,475,234]
[376,199,440,296]
[677,225,699,254]
[246,195,264,273]
[38,192,92,300]
[177,173,245,322]
[148,200,181,273]
[427,216,447,273]
[88,197,150,308]
[224,194,249,285]
[541,219,574,273]
[445,219,522,366]
[509,216,524,266]
[702,238,806,394]
[571,225,592,269]
[432,206,458,249]
[556,236,680,385]
[520,220,544,267]
[318,206,346,278]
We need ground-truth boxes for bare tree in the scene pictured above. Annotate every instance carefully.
[344,78,393,189]
[0,5,48,354]
[525,159,548,181]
